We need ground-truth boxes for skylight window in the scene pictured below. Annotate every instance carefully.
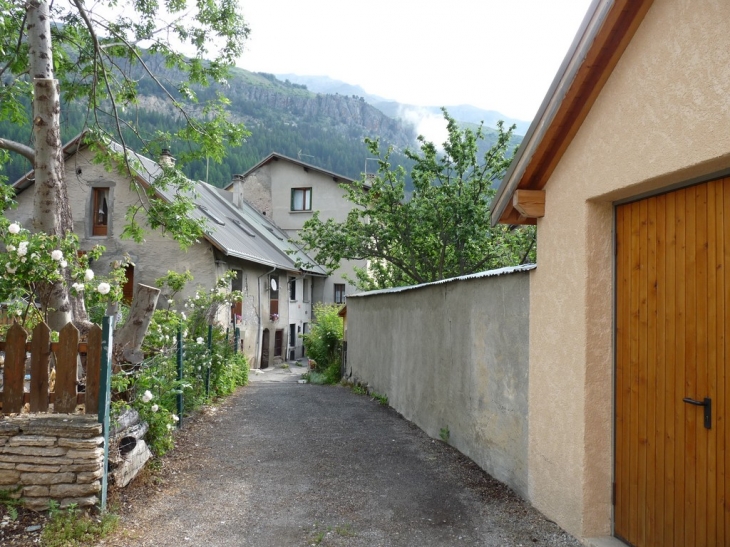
[229,217,256,237]
[197,204,225,226]
[266,226,284,240]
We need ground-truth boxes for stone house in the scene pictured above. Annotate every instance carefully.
[8,136,326,368]
[492,0,730,545]
[226,153,367,307]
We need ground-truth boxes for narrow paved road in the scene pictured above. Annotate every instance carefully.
[106,367,580,546]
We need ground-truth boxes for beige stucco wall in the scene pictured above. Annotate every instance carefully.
[232,161,365,303]
[346,269,531,498]
[530,0,730,538]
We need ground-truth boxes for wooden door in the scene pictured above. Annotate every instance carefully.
[615,178,730,547]
[261,329,270,369]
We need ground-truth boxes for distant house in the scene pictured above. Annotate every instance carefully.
[492,0,730,545]
[226,153,367,306]
[8,136,326,368]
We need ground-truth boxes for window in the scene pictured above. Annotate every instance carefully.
[303,278,310,302]
[290,188,312,211]
[289,324,296,346]
[334,283,346,304]
[289,277,296,301]
[92,187,110,236]
[269,275,279,317]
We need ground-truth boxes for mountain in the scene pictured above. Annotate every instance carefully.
[0,59,524,190]
[277,74,532,135]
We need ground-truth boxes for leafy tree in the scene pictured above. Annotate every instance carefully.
[0,0,249,329]
[296,109,536,290]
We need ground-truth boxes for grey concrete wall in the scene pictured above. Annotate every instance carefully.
[346,269,530,498]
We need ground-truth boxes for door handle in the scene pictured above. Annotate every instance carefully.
[683,397,712,429]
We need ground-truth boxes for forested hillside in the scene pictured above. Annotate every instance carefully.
[0,55,522,189]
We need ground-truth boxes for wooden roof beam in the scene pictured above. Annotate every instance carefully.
[513,189,545,219]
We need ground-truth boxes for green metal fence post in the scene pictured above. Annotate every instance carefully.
[205,324,212,397]
[177,325,183,429]
[97,316,113,513]
[234,327,240,355]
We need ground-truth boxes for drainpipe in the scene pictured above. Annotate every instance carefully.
[255,265,277,368]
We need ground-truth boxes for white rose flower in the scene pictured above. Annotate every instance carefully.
[141,390,153,403]
[196,337,204,345]
[180,312,186,321]
[6,245,15,252]
[151,404,159,412]
[20,257,26,263]
[172,414,179,422]
[72,282,85,292]
[60,260,68,268]
[5,263,16,274]
[84,269,94,281]
[17,242,28,257]
[15,309,21,316]
[51,249,63,261]
[167,424,172,430]
[97,282,111,295]
[8,223,20,234]
[167,299,174,305]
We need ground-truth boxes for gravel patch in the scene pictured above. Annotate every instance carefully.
[102,367,581,546]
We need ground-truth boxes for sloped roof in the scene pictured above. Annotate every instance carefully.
[11,137,326,275]
[491,0,654,225]
[224,152,355,191]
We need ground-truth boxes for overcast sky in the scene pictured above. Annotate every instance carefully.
[238,0,595,122]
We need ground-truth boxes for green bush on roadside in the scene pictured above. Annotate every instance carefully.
[302,303,343,385]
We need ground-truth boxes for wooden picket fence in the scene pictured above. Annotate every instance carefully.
[0,322,104,414]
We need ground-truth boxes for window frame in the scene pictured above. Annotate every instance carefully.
[290,187,312,212]
[92,187,110,236]
[334,283,346,305]
[303,278,310,303]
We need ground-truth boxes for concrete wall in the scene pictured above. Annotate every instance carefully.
[526,0,730,538]
[346,268,531,498]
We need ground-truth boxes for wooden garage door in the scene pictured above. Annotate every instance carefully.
[615,178,730,547]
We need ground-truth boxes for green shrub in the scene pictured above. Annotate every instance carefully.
[302,303,343,384]
[40,502,118,547]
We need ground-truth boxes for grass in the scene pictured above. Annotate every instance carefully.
[351,384,366,395]
[40,502,118,547]
[440,426,450,443]
[371,391,388,406]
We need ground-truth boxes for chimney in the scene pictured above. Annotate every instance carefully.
[159,148,176,168]
[231,174,246,207]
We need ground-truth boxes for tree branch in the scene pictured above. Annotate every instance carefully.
[0,138,35,162]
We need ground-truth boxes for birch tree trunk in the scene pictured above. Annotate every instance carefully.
[27,0,74,330]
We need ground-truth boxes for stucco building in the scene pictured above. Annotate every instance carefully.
[493,1,730,545]
[8,137,326,369]
[226,153,366,307]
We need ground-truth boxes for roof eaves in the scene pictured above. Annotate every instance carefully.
[491,0,654,226]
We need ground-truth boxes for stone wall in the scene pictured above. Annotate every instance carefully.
[0,415,103,510]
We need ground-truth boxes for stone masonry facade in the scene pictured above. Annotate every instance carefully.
[0,415,103,510]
